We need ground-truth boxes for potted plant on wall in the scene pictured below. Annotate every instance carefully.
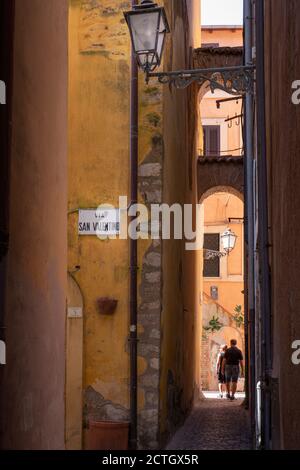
[233,305,244,329]
[203,316,224,335]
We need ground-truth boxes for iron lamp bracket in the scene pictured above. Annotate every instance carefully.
[146,65,255,95]
[204,249,231,260]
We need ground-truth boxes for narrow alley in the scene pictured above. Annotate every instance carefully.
[167,395,252,450]
[2,0,300,459]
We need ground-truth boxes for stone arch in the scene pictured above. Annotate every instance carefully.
[199,185,244,204]
[198,159,244,203]
[197,80,215,103]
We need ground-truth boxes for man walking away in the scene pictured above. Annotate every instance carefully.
[222,339,244,401]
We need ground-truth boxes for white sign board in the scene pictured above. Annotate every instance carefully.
[78,209,120,236]
[68,307,83,319]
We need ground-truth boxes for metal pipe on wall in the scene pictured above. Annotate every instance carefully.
[255,0,272,450]
[243,0,256,441]
[129,0,139,451]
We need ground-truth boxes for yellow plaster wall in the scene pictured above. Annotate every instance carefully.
[68,0,132,444]
[68,0,163,418]
[200,93,242,156]
[202,27,243,47]
[200,28,243,157]
[204,280,244,314]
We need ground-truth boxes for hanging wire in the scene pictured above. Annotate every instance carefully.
[199,147,244,155]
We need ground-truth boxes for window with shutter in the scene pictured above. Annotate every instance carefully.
[203,233,220,278]
[203,125,221,156]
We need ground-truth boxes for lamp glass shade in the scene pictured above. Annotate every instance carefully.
[221,229,237,252]
[156,14,166,61]
[129,11,160,54]
[124,4,170,72]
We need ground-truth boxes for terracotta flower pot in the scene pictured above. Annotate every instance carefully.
[86,420,130,450]
[97,297,118,315]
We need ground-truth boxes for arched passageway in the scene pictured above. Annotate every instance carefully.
[199,191,245,393]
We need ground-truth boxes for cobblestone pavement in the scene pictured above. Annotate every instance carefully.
[166,396,252,450]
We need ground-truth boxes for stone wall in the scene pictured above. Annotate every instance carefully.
[138,111,164,450]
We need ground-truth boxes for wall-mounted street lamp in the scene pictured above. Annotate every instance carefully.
[221,229,238,254]
[204,229,238,260]
[124,0,255,93]
[124,0,170,74]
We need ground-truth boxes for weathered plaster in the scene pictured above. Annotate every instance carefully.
[0,0,68,450]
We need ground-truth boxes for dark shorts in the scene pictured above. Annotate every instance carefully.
[218,372,226,384]
[225,364,240,383]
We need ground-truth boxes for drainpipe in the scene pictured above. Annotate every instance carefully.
[255,0,272,450]
[129,0,139,451]
[243,0,256,440]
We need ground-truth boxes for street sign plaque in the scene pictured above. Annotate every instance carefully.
[78,209,120,236]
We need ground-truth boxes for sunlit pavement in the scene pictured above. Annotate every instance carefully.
[166,392,252,450]
[203,391,246,400]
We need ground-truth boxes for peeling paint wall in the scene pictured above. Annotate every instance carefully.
[68,0,166,449]
[68,0,132,448]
